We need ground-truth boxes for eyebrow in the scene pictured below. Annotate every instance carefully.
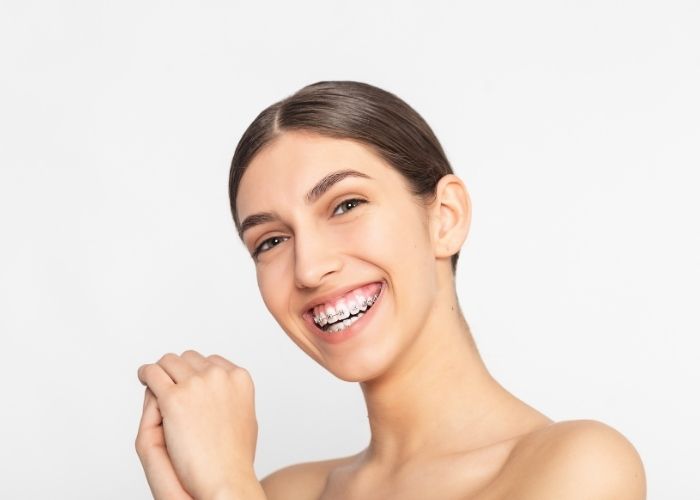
[238,169,372,240]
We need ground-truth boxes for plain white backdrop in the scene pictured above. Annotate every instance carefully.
[1,1,698,498]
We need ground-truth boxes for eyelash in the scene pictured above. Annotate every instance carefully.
[252,198,367,259]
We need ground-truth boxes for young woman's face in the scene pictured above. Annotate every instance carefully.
[236,131,441,381]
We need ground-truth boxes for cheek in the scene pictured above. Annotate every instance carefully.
[339,212,396,263]
[342,203,430,261]
[256,265,288,320]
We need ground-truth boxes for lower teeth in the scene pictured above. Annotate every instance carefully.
[325,312,363,333]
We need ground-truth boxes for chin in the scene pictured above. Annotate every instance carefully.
[318,347,395,383]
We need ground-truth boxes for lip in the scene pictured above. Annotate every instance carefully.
[301,280,385,315]
[303,280,386,345]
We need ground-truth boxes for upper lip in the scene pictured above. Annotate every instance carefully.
[301,280,383,315]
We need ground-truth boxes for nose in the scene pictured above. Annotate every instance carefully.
[293,227,343,289]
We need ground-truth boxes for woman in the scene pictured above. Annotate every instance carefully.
[136,81,646,499]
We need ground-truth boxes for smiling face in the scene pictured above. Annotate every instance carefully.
[236,130,444,381]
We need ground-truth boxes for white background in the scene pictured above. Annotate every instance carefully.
[1,1,698,498]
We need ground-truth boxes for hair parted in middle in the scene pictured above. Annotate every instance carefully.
[229,80,460,274]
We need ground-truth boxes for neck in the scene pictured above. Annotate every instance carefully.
[358,278,544,468]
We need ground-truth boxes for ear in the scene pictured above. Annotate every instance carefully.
[427,174,471,261]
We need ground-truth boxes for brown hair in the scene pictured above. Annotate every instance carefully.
[228,80,460,274]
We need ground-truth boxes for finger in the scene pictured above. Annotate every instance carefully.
[137,389,193,500]
[138,363,175,398]
[180,349,209,372]
[155,352,196,383]
[206,353,241,371]
[139,388,163,433]
[136,389,164,454]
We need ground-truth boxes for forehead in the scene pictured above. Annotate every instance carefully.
[236,131,393,218]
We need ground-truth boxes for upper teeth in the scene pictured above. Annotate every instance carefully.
[313,293,378,326]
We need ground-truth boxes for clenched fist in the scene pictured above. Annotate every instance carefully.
[135,350,265,500]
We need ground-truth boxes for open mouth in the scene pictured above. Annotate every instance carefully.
[318,296,377,333]
[306,281,384,335]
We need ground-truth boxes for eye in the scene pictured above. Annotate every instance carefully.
[332,198,367,216]
[252,198,367,260]
[252,235,288,259]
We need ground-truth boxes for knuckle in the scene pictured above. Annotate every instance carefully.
[232,366,252,379]
[231,367,254,387]
[206,353,234,366]
[205,364,228,378]
[181,349,199,357]
[158,352,178,364]
[141,364,157,378]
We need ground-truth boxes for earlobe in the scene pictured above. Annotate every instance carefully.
[430,174,471,259]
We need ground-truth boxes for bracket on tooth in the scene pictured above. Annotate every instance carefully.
[315,311,334,325]
[313,294,379,324]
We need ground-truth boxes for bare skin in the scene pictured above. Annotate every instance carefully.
[136,129,646,499]
[262,418,645,499]
[237,130,645,499]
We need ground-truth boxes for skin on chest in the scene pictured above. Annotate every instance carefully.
[317,443,517,500]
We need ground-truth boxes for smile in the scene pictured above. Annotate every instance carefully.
[314,292,379,332]
[308,282,383,331]
[304,281,386,341]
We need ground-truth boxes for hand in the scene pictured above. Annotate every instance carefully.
[135,387,194,499]
[136,350,261,499]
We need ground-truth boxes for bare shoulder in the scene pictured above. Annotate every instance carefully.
[500,419,646,499]
[260,453,360,500]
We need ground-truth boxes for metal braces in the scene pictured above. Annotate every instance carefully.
[313,294,379,325]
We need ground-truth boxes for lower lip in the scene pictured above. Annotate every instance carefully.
[305,281,386,345]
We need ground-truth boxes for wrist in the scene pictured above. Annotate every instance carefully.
[208,474,266,500]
